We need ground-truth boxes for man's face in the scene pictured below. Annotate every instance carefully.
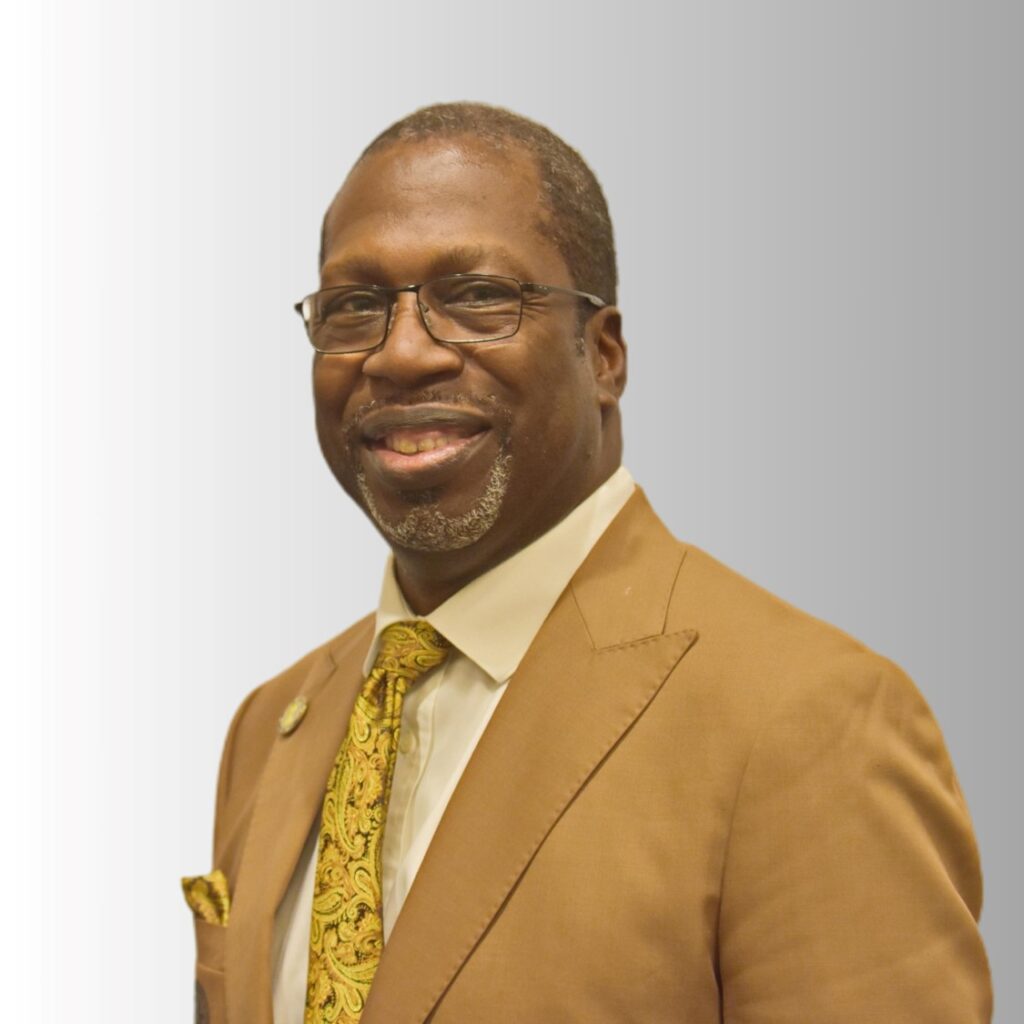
[313,137,622,585]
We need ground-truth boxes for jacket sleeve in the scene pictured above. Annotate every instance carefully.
[718,653,991,1022]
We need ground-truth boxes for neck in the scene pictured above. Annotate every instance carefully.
[393,558,487,616]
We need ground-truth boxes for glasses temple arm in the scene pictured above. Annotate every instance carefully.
[521,282,607,308]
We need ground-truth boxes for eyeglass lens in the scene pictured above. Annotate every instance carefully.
[310,275,523,352]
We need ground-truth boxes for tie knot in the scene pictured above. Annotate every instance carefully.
[374,620,451,684]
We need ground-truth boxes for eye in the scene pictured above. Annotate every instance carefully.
[436,277,520,308]
[321,288,385,319]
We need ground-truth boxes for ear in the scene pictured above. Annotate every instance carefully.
[586,306,627,410]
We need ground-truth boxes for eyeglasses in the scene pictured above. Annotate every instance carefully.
[294,274,606,354]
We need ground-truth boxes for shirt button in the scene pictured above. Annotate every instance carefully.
[398,730,417,755]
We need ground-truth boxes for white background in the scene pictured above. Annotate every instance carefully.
[3,1,1020,1019]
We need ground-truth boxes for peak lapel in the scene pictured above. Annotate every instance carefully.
[226,618,375,1024]
[363,492,698,1023]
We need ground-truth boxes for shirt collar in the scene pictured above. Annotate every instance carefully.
[364,466,636,683]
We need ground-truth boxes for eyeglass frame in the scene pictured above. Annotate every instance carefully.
[293,273,608,354]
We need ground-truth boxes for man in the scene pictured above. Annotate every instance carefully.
[185,103,991,1023]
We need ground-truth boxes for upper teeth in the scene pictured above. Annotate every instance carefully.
[387,434,459,454]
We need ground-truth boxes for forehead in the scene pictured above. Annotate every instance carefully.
[320,138,570,287]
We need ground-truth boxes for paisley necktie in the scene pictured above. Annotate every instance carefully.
[304,620,451,1024]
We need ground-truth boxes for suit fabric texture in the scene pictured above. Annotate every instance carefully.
[193,490,991,1023]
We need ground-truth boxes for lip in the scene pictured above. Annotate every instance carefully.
[358,403,493,443]
[355,403,495,489]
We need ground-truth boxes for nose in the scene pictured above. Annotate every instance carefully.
[360,292,464,387]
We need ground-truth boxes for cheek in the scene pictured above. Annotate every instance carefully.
[507,365,599,458]
[476,326,582,401]
[312,358,363,420]
[312,360,368,478]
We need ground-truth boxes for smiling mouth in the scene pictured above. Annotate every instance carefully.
[356,404,494,483]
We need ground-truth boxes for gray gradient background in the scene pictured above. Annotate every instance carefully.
[4,1,1020,1020]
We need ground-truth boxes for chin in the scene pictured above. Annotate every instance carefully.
[355,451,513,554]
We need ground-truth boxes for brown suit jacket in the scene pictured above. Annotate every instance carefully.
[193,490,991,1022]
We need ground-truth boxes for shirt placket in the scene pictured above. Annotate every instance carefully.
[381,664,440,934]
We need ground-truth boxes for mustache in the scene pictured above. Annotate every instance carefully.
[342,390,511,445]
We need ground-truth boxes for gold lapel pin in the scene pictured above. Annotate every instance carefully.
[278,696,309,736]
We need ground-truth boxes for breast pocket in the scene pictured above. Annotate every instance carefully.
[194,918,226,1024]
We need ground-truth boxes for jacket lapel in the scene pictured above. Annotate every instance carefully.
[226,616,375,1024]
[363,492,698,1023]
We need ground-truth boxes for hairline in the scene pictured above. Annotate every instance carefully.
[319,134,560,279]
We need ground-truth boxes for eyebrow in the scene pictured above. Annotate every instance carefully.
[321,245,536,286]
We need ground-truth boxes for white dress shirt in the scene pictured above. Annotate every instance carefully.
[271,466,636,1024]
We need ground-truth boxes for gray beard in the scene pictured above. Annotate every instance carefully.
[355,451,513,552]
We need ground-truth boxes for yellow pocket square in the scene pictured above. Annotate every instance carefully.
[182,869,231,926]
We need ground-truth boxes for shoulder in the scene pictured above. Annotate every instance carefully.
[212,614,374,839]
[582,491,921,724]
[666,540,983,911]
[654,537,969,819]
[665,540,919,710]
[655,547,989,1018]
[670,542,870,660]
[221,613,374,753]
